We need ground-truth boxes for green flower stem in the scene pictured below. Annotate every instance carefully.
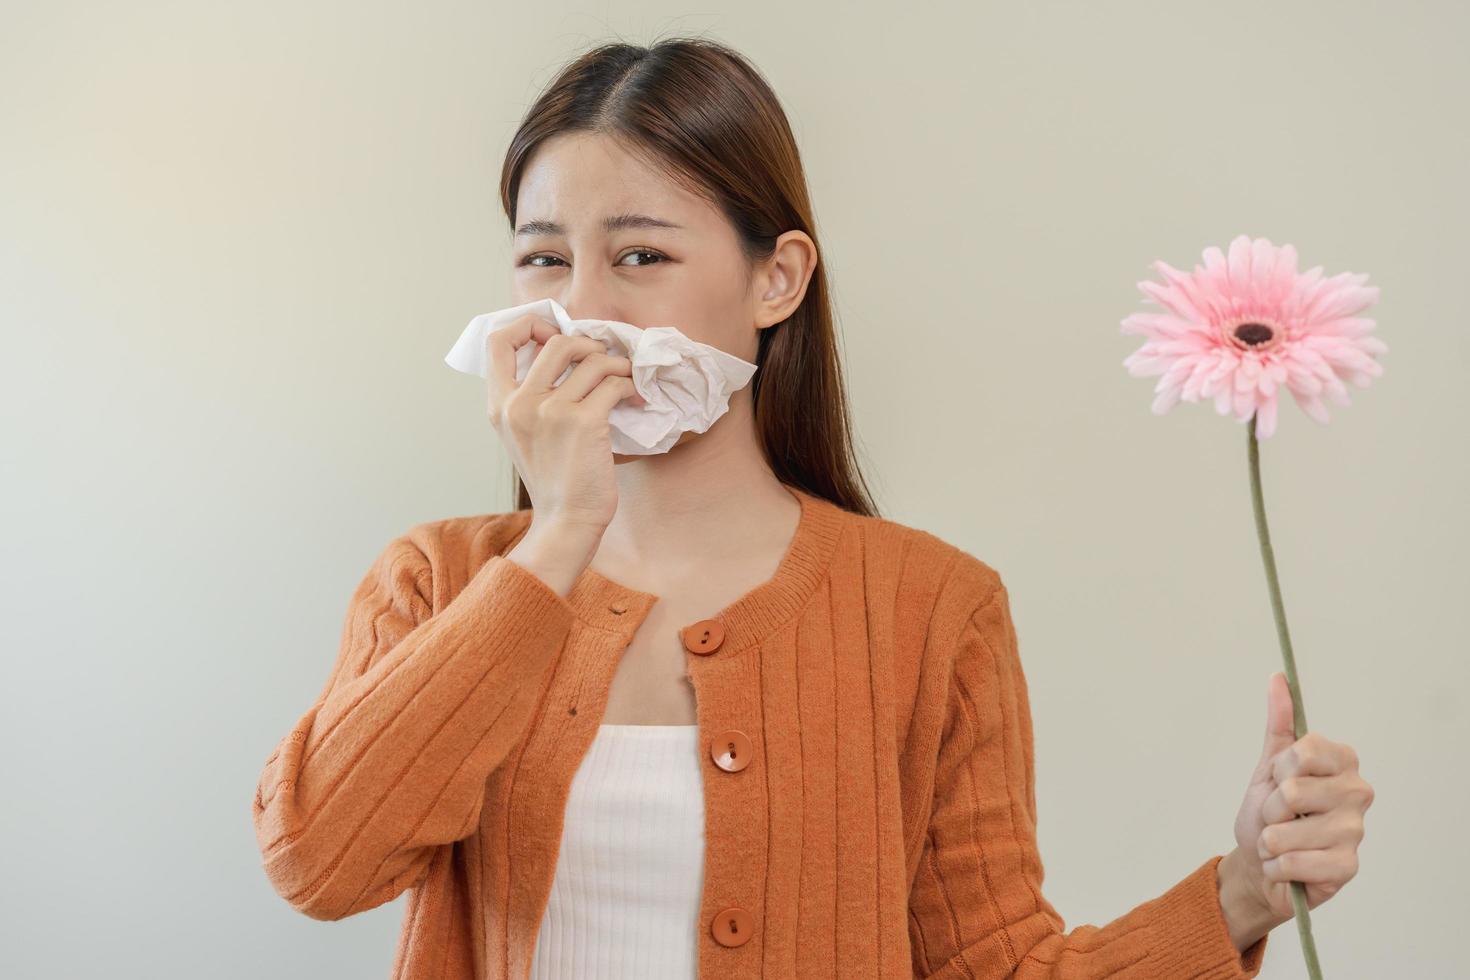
[1247,413,1323,979]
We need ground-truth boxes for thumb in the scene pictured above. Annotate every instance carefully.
[1260,671,1297,766]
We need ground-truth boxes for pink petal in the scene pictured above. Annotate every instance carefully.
[1301,271,1358,321]
[1151,385,1183,414]
[1181,359,1217,400]
[1250,237,1278,294]
[1123,352,1167,378]
[1200,246,1229,292]
[1233,385,1256,420]
[1286,369,1324,396]
[1214,384,1234,415]
[1227,235,1255,294]
[1316,316,1378,339]
[1121,311,1198,339]
[1295,392,1331,424]
[1311,283,1380,321]
[1255,395,1279,439]
[1137,280,1203,321]
[1288,266,1326,318]
[1149,261,1211,323]
[1156,356,1200,390]
[1271,243,1299,291]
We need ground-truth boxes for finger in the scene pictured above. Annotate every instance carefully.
[548,352,638,405]
[578,374,643,419]
[1257,809,1361,860]
[487,314,561,400]
[1261,846,1357,886]
[1261,773,1357,823]
[1259,671,1295,762]
[520,334,611,396]
[1270,732,1351,784]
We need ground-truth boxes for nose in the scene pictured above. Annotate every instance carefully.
[561,270,621,325]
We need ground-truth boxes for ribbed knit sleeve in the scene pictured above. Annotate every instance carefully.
[907,583,1270,979]
[251,530,577,921]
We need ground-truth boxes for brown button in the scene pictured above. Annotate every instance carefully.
[710,905,754,947]
[710,729,753,772]
[681,618,725,655]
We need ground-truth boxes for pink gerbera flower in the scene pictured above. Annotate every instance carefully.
[1120,234,1385,438]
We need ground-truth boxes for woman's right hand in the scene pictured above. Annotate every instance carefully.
[485,312,646,541]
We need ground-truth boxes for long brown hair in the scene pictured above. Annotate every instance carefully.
[500,36,878,518]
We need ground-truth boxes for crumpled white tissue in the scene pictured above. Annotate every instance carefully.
[445,298,759,456]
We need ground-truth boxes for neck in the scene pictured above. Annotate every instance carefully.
[598,394,797,578]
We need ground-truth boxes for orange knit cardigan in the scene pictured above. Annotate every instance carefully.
[251,485,1269,979]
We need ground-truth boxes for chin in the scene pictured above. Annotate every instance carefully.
[611,431,694,463]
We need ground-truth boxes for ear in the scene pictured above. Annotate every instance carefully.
[753,230,819,330]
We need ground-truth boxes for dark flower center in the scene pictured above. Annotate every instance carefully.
[1233,322,1274,346]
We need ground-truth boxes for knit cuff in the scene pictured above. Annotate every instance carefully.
[456,553,579,637]
[1144,854,1270,978]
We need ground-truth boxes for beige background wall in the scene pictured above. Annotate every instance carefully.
[3,2,1463,976]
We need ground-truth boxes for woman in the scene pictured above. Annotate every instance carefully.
[251,37,1373,980]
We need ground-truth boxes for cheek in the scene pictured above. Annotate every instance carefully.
[681,319,758,363]
[658,270,755,350]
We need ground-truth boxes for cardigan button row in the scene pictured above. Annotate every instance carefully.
[683,617,755,947]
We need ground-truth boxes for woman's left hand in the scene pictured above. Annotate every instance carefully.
[1229,671,1375,922]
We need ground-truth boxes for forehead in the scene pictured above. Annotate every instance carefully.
[515,131,716,230]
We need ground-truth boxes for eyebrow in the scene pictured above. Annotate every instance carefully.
[514,212,685,237]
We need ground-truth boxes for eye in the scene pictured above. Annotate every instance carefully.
[619,249,667,266]
[518,253,566,268]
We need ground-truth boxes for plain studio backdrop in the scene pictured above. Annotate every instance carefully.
[2,2,1464,977]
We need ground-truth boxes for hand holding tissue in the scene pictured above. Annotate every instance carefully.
[445,298,759,456]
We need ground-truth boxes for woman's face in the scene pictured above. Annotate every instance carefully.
[510,130,814,458]
[511,130,811,367]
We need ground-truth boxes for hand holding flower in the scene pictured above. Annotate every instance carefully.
[1229,671,1375,924]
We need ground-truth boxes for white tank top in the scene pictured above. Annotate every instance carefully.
[528,723,706,980]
